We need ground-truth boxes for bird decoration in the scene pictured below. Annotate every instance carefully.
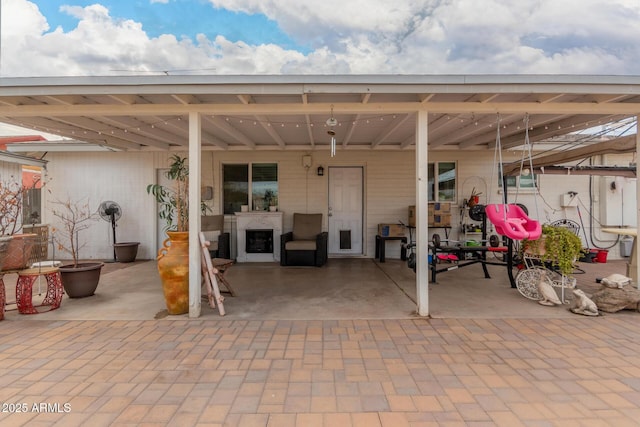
[537,271,561,306]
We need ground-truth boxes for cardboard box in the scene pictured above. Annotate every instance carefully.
[431,213,451,227]
[432,202,451,213]
[378,223,406,237]
[408,205,416,227]
[412,203,452,227]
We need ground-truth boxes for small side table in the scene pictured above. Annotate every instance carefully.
[375,235,408,263]
[15,267,63,314]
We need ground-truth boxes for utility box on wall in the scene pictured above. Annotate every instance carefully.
[599,177,637,227]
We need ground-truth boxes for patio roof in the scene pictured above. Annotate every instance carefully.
[0,74,639,153]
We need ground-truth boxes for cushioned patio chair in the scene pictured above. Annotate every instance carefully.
[280,213,328,267]
[201,215,230,259]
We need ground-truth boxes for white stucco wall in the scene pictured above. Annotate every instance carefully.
[41,152,159,261]
[38,149,635,262]
[0,160,22,182]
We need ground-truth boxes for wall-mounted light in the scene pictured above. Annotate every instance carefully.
[317,166,324,176]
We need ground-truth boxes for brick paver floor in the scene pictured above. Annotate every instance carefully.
[1,315,639,426]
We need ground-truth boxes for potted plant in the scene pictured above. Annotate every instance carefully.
[0,177,38,272]
[147,154,192,315]
[264,189,278,211]
[113,241,140,263]
[523,224,585,277]
[51,197,103,298]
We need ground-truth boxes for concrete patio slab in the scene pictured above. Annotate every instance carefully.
[2,257,632,321]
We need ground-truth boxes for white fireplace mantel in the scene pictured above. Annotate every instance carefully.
[235,211,283,262]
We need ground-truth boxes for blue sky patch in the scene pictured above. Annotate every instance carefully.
[32,0,309,52]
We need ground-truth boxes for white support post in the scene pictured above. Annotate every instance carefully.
[415,109,429,316]
[189,112,202,317]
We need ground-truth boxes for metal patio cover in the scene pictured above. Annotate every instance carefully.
[0,74,639,153]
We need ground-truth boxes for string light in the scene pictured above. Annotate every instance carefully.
[11,112,634,148]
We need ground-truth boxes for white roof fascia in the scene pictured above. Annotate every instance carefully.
[2,74,640,96]
[6,140,122,153]
[0,150,47,167]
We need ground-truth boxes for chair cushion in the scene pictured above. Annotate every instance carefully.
[202,215,224,232]
[292,213,322,241]
[202,230,220,250]
[286,240,317,251]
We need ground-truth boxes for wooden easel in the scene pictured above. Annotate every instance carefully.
[199,232,225,316]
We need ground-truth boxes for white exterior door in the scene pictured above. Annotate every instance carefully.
[328,166,363,255]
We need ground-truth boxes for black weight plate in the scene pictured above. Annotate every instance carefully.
[432,233,441,248]
[489,234,500,247]
[408,253,416,271]
[469,204,486,221]
[516,203,528,215]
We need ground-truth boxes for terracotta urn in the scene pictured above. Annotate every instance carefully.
[157,231,189,315]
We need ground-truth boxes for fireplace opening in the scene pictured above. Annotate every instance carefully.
[246,229,274,253]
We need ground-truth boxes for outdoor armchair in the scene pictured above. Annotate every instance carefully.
[280,213,328,267]
[201,215,230,259]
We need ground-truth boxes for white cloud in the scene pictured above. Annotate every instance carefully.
[2,0,640,77]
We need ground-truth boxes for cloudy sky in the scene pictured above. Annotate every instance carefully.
[1,0,640,77]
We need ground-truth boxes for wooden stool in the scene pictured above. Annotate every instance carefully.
[15,267,63,314]
[211,258,236,296]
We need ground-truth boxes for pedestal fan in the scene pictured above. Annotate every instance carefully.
[99,201,122,262]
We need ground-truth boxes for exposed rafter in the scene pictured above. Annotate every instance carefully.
[503,134,638,176]
[371,114,410,148]
[207,115,256,148]
[0,75,637,152]
[255,115,286,148]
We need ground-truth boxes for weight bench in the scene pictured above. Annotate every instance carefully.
[429,235,508,283]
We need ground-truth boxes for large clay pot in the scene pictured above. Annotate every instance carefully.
[1,234,37,271]
[59,262,104,298]
[0,236,8,320]
[157,231,189,315]
[114,242,140,263]
[0,236,12,272]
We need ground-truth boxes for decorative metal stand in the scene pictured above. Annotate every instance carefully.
[15,267,64,314]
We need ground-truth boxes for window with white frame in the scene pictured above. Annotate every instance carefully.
[428,161,457,202]
[223,163,278,214]
[498,165,538,192]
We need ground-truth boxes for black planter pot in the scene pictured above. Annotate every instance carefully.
[59,262,104,298]
[114,242,140,263]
